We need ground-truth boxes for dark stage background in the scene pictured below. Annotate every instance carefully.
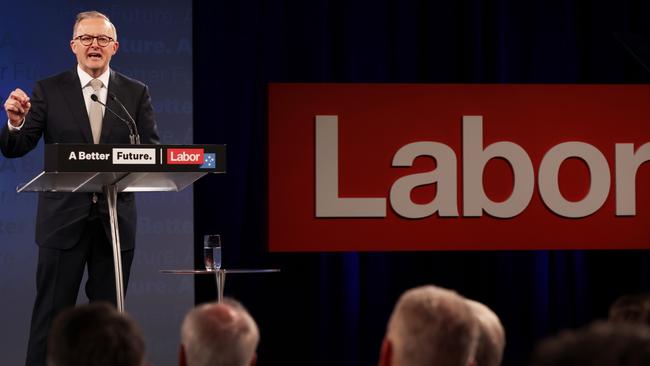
[192,1,650,365]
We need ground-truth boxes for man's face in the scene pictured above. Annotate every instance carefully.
[70,18,119,77]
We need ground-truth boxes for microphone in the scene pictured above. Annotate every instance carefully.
[109,93,140,145]
[90,94,139,144]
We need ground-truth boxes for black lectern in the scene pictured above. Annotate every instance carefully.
[17,143,226,312]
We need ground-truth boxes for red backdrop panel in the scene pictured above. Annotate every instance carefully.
[268,84,650,251]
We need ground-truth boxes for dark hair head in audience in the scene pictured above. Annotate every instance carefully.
[530,320,650,366]
[47,302,146,366]
[609,293,650,326]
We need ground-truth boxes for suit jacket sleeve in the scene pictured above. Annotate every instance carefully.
[0,81,46,158]
[135,85,160,145]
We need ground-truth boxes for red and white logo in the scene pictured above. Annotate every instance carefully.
[268,84,650,251]
[167,148,204,165]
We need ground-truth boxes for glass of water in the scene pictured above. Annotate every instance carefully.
[203,234,222,271]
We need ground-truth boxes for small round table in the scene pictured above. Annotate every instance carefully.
[160,269,281,302]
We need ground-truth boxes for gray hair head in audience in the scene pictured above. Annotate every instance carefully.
[466,299,506,366]
[380,285,479,366]
[181,298,259,366]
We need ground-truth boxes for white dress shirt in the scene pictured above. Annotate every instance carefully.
[78,65,110,121]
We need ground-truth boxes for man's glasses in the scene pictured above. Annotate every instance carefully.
[74,35,114,47]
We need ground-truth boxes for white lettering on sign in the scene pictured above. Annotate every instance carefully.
[68,151,110,160]
[314,115,650,218]
[169,151,201,162]
[390,141,458,218]
[462,116,535,218]
[315,116,386,217]
[112,148,156,164]
[616,143,650,216]
[538,142,610,218]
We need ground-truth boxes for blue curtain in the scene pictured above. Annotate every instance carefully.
[193,1,650,365]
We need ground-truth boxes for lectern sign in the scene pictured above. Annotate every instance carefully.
[44,144,226,172]
[268,84,650,251]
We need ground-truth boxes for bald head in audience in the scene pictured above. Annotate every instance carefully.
[466,299,505,366]
[180,299,259,366]
[379,285,479,366]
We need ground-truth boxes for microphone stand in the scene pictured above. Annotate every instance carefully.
[90,94,139,144]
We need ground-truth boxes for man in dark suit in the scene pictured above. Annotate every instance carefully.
[1,10,159,366]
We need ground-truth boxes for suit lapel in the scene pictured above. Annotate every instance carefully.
[60,70,93,143]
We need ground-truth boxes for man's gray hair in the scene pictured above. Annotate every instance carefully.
[387,285,479,366]
[181,299,259,366]
[72,11,117,40]
[466,299,506,366]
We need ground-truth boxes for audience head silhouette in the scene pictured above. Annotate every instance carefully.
[530,320,650,366]
[379,285,479,366]
[466,299,505,366]
[47,302,145,366]
[180,298,259,366]
[609,293,650,326]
